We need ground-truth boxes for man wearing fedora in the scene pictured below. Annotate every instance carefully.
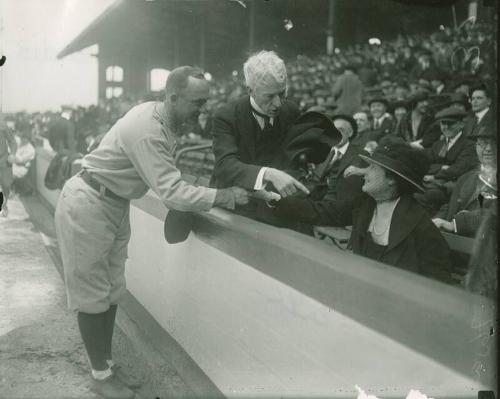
[432,125,496,238]
[211,51,310,224]
[316,114,369,202]
[368,97,394,142]
[272,136,453,283]
[414,106,478,215]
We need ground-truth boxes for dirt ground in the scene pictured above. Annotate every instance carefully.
[0,196,205,399]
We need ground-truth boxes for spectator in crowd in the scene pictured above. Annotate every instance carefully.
[394,91,438,149]
[352,111,373,146]
[368,97,394,141]
[316,115,369,201]
[193,110,213,139]
[54,66,249,399]
[331,65,364,116]
[415,107,478,215]
[447,92,470,112]
[390,99,409,136]
[11,131,36,195]
[273,136,453,283]
[428,70,448,95]
[432,125,496,237]
[46,111,77,155]
[463,83,494,137]
[0,115,17,217]
[211,50,309,202]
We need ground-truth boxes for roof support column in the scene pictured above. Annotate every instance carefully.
[248,0,255,53]
[199,6,206,69]
[326,0,335,55]
[174,23,180,67]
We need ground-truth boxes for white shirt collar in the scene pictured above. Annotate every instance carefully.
[335,141,350,155]
[475,107,489,122]
[446,131,463,149]
[250,96,274,127]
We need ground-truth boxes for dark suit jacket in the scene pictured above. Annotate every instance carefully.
[211,96,300,189]
[394,111,440,148]
[435,168,496,237]
[368,115,394,142]
[462,108,495,137]
[321,142,369,201]
[425,132,478,181]
[274,194,453,283]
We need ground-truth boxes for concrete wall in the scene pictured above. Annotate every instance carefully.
[35,149,496,397]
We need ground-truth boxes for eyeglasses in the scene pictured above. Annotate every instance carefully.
[439,120,458,127]
[476,138,495,148]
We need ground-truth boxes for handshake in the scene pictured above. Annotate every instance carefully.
[214,168,311,210]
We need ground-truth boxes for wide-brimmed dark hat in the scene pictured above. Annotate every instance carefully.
[390,99,410,112]
[448,92,469,108]
[408,90,429,108]
[470,125,497,140]
[285,111,342,166]
[434,106,468,122]
[331,114,358,140]
[368,97,389,108]
[359,136,429,193]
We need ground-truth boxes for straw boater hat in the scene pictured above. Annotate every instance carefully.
[358,136,429,193]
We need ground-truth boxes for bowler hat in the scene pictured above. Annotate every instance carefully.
[285,111,342,167]
[331,114,358,140]
[359,136,429,193]
[434,106,468,121]
[164,210,194,244]
[368,97,389,108]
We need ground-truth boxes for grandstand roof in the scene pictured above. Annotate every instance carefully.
[58,0,466,76]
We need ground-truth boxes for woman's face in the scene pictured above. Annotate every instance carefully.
[362,163,394,197]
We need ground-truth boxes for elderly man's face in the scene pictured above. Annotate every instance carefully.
[470,89,491,113]
[173,77,210,124]
[251,80,287,117]
[334,119,353,147]
[353,112,370,133]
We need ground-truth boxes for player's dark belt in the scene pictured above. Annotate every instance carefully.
[79,169,126,202]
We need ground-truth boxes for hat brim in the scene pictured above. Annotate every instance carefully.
[359,154,425,193]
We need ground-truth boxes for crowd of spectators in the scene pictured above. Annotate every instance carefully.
[2,16,496,237]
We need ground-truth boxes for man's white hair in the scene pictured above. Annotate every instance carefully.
[243,50,287,91]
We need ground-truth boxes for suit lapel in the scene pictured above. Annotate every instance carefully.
[386,196,424,252]
[236,97,257,160]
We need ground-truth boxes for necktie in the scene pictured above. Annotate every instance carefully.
[471,115,480,135]
[438,138,449,158]
[252,108,272,131]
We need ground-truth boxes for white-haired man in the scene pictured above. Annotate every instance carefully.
[212,50,309,224]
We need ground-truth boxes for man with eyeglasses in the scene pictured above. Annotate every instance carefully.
[211,51,309,224]
[432,125,496,237]
[414,107,478,215]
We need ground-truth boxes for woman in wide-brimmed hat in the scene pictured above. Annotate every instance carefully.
[273,136,453,283]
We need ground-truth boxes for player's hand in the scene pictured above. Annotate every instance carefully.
[7,155,15,164]
[432,218,454,232]
[230,186,249,206]
[263,168,310,198]
[214,187,249,210]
